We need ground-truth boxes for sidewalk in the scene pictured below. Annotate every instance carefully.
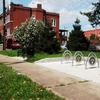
[0,54,100,100]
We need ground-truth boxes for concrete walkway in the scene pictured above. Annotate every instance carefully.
[0,55,100,100]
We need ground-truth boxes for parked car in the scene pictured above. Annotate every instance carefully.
[12,40,21,49]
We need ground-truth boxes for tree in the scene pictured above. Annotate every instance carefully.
[13,17,61,58]
[13,17,37,58]
[90,34,96,41]
[35,21,61,54]
[81,0,100,27]
[67,18,90,51]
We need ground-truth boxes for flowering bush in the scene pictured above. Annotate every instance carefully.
[13,18,37,58]
[13,17,61,58]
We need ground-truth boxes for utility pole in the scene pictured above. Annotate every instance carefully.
[3,0,6,50]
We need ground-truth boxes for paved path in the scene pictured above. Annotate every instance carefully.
[0,54,100,100]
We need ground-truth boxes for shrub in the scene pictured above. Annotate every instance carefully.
[88,44,96,51]
[13,18,37,58]
[13,18,61,58]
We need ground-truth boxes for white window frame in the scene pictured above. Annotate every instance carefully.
[5,15,10,24]
[7,28,10,36]
[51,18,56,27]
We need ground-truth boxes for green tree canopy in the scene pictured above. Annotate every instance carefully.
[13,18,37,57]
[67,18,90,51]
[13,17,61,58]
[35,21,61,54]
[90,34,96,41]
[81,0,100,27]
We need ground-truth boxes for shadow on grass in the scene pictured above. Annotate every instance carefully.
[0,61,25,66]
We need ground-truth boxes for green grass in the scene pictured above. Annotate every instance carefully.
[0,49,18,57]
[58,51,100,59]
[0,49,62,62]
[27,52,62,62]
[27,51,100,62]
[0,63,64,100]
[0,49,100,62]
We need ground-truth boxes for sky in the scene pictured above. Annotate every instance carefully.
[0,0,99,31]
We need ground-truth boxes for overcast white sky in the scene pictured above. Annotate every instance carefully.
[0,0,99,31]
[29,0,99,31]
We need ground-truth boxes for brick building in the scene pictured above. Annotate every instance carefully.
[0,3,59,48]
[84,29,100,38]
[84,29,100,46]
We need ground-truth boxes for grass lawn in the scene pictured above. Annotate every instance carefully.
[0,49,18,57]
[0,50,62,62]
[71,51,100,58]
[0,49,100,62]
[0,63,64,100]
[27,52,62,62]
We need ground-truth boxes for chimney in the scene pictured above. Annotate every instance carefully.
[37,4,42,9]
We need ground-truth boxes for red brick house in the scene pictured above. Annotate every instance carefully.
[0,3,59,48]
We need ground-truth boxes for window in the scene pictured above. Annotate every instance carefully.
[5,15,10,24]
[51,18,56,27]
[7,28,10,36]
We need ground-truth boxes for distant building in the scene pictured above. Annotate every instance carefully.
[84,28,100,50]
[59,29,68,48]
[0,3,59,48]
[84,29,100,39]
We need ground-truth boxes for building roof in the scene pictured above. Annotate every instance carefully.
[46,12,59,16]
[0,2,59,18]
[59,29,68,32]
[84,28,100,37]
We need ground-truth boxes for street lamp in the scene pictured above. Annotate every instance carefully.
[3,0,6,50]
